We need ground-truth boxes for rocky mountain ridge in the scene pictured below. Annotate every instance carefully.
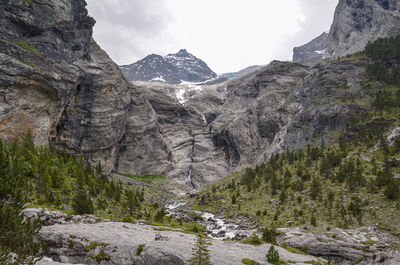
[119,49,217,84]
[326,0,400,57]
[202,65,264,85]
[292,32,328,62]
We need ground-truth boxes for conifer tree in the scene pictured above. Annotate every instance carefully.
[266,245,280,264]
[72,189,94,214]
[187,234,213,265]
[0,139,42,264]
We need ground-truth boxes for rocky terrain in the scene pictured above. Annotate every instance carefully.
[278,227,400,265]
[1,0,397,190]
[326,0,400,58]
[37,221,325,265]
[117,56,373,191]
[202,65,263,85]
[292,32,328,62]
[120,49,217,84]
[1,0,400,264]
[28,207,400,265]
[0,0,164,173]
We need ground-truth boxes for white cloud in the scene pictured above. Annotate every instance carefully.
[86,0,339,73]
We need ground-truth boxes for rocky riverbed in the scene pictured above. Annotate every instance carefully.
[165,201,258,240]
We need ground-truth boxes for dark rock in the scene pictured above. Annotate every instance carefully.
[120,49,216,84]
[293,32,328,62]
[326,0,400,57]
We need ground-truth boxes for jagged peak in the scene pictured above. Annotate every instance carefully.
[166,49,193,58]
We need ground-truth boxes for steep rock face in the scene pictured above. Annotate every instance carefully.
[293,32,328,62]
[326,0,400,57]
[117,82,229,191]
[120,49,217,84]
[0,0,94,145]
[0,0,160,172]
[193,58,370,173]
[123,58,371,188]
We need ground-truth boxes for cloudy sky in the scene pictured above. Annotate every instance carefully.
[86,0,339,73]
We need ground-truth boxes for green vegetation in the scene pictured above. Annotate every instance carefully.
[136,244,145,256]
[25,0,34,5]
[84,241,109,251]
[187,233,213,265]
[304,261,324,265]
[365,35,400,86]
[241,258,260,265]
[0,131,199,260]
[242,233,263,246]
[0,135,42,264]
[72,190,94,214]
[280,243,307,255]
[266,245,280,264]
[120,173,164,182]
[88,250,110,263]
[12,41,39,53]
[25,60,38,68]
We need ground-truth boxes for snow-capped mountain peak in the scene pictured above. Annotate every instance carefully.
[120,49,216,84]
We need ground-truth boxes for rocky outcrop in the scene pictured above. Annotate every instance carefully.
[120,49,217,84]
[116,81,229,192]
[204,58,370,169]
[279,227,400,265]
[203,65,263,85]
[37,221,323,265]
[23,208,106,226]
[326,0,400,57]
[293,32,328,62]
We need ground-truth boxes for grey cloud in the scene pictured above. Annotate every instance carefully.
[86,0,176,65]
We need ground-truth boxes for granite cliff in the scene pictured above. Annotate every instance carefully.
[293,32,328,62]
[0,0,163,173]
[326,0,400,57]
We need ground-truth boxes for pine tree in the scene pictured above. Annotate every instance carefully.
[72,190,94,214]
[187,234,213,265]
[266,245,280,264]
[0,139,42,264]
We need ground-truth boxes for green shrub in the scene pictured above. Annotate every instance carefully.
[242,258,260,265]
[188,211,204,222]
[266,245,280,264]
[88,250,110,263]
[242,233,262,246]
[72,190,94,214]
[136,244,145,255]
[12,41,39,53]
[311,215,317,226]
[262,227,277,243]
[154,210,166,222]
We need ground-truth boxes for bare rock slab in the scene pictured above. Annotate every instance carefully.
[38,222,322,265]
